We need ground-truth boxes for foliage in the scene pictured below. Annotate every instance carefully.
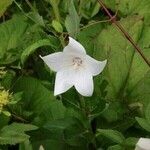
[0,0,150,150]
[0,123,38,145]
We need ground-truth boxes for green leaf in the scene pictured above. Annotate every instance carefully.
[65,0,80,37]
[0,123,38,145]
[42,117,87,148]
[0,0,12,17]
[145,102,150,124]
[97,129,125,144]
[1,70,16,89]
[0,114,9,130]
[19,140,33,150]
[107,145,124,150]
[91,2,100,17]
[11,92,23,103]
[97,16,150,103]
[1,123,38,133]
[125,25,150,105]
[13,76,66,124]
[0,133,29,145]
[124,137,138,147]
[46,0,60,21]
[129,70,150,107]
[78,22,103,56]
[101,102,125,122]
[52,20,63,33]
[2,111,11,117]
[0,16,28,64]
[136,117,150,132]
[103,0,150,24]
[28,12,45,27]
[48,0,60,6]
[80,0,100,19]
[21,39,56,64]
[31,112,87,149]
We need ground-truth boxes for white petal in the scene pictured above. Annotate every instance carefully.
[40,52,65,72]
[63,37,86,55]
[86,55,107,76]
[135,138,150,150]
[54,69,74,96]
[39,145,45,150]
[74,69,93,97]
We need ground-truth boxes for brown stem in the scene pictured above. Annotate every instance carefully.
[97,0,150,67]
[25,0,35,11]
[11,113,29,123]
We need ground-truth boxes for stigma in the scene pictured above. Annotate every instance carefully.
[72,57,83,69]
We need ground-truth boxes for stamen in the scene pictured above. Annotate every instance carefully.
[72,57,83,68]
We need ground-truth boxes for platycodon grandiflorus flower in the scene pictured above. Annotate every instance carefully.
[41,37,107,96]
[135,138,150,150]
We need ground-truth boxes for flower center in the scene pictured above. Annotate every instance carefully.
[72,57,82,68]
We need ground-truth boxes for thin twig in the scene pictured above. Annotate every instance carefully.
[80,19,111,30]
[13,0,37,24]
[11,113,29,123]
[25,0,36,11]
[97,0,150,67]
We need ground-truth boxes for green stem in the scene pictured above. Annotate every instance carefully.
[54,5,60,21]
[78,95,86,114]
[25,0,35,12]
[13,0,37,24]
[78,95,97,149]
[79,0,83,15]
[60,34,66,47]
[50,3,60,21]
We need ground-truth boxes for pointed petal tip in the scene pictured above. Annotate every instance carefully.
[77,90,93,97]
[136,138,150,150]
[82,93,93,97]
[64,36,86,55]
[100,59,107,69]
[68,36,75,42]
[54,92,59,96]
[54,89,65,96]
[54,88,60,96]
[98,59,107,75]
[39,55,43,59]
[95,59,107,76]
[67,36,74,44]
[68,36,72,40]
[102,59,107,67]
[39,55,47,63]
[54,89,62,96]
[102,59,107,65]
[39,55,45,61]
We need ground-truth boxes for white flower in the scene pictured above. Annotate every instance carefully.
[39,145,45,150]
[41,37,107,96]
[135,138,150,150]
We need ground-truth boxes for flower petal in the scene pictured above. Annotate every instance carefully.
[40,52,65,72]
[86,55,107,76]
[74,69,93,97]
[54,69,74,96]
[63,37,86,55]
[135,138,150,150]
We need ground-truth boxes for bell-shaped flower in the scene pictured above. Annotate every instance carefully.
[135,138,150,150]
[41,37,107,96]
